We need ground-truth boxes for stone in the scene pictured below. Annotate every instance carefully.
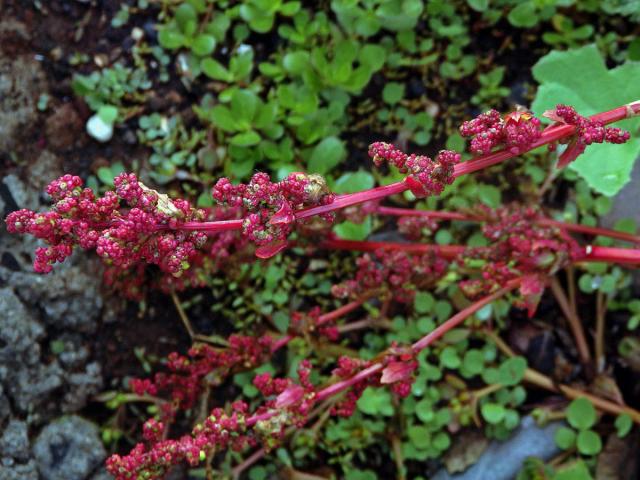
[33,415,106,480]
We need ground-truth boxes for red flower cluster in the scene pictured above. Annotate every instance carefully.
[331,249,448,303]
[398,215,439,240]
[459,109,542,155]
[212,172,335,257]
[459,205,583,316]
[130,335,274,416]
[290,307,339,341]
[368,143,460,198]
[544,104,630,167]
[106,401,252,480]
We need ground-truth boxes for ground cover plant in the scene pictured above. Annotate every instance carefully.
[2,1,640,480]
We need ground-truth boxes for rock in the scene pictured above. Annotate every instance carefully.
[431,416,562,480]
[0,21,47,152]
[0,419,30,462]
[62,362,103,413]
[0,460,39,480]
[33,416,106,480]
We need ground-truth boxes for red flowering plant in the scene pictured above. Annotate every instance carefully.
[6,102,640,479]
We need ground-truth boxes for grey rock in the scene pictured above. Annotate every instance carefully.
[0,20,47,152]
[62,362,103,413]
[0,419,30,462]
[431,416,562,480]
[0,287,44,365]
[0,459,38,480]
[33,416,106,480]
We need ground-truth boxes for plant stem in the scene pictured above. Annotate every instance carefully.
[549,277,591,366]
[582,245,640,264]
[270,296,372,352]
[171,291,195,340]
[375,206,640,244]
[595,291,609,373]
[320,238,465,258]
[145,103,640,244]
[486,329,640,424]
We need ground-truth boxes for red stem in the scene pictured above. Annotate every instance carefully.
[270,297,370,352]
[146,103,640,237]
[582,245,640,264]
[320,238,465,258]
[376,206,640,245]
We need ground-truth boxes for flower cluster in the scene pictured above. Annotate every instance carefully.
[106,401,252,480]
[290,307,339,341]
[130,335,274,418]
[212,172,334,258]
[459,109,542,155]
[332,249,448,303]
[368,143,460,198]
[398,215,439,240]
[459,205,583,316]
[544,104,630,167]
[4,173,245,298]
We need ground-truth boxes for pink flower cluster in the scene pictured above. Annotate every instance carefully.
[106,401,252,480]
[368,143,460,198]
[130,334,274,416]
[212,172,335,258]
[459,205,583,316]
[4,173,224,294]
[544,104,630,167]
[331,249,448,303]
[398,215,439,240]
[291,307,339,341]
[459,109,542,155]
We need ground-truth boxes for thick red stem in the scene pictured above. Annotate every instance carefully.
[320,238,465,258]
[582,245,640,264]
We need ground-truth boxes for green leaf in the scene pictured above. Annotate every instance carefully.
[231,90,259,126]
[209,105,238,132]
[481,403,506,424]
[566,397,597,430]
[230,130,261,147]
[497,356,527,386]
[357,387,394,416]
[201,58,233,82]
[334,170,375,194]
[175,3,197,33]
[508,2,538,28]
[554,426,576,449]
[283,51,310,75]
[334,217,372,241]
[462,350,484,375]
[467,0,489,12]
[382,82,405,105]
[414,292,434,314]
[532,45,640,196]
[97,104,118,124]
[158,28,184,50]
[407,425,431,449]
[554,461,593,480]
[614,413,633,438]
[191,34,216,56]
[308,136,346,174]
[440,346,460,369]
[576,429,602,456]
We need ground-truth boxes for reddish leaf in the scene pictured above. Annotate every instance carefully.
[275,385,304,408]
[380,361,417,384]
[255,240,288,258]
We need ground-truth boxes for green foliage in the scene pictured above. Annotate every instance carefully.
[532,44,640,195]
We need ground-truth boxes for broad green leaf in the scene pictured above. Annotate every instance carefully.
[554,426,576,449]
[191,34,216,56]
[308,136,346,174]
[334,217,372,241]
[481,403,506,424]
[158,28,184,50]
[231,130,261,147]
[576,429,602,456]
[97,105,118,124]
[201,58,233,82]
[532,45,640,195]
[333,170,375,194]
[566,397,597,430]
